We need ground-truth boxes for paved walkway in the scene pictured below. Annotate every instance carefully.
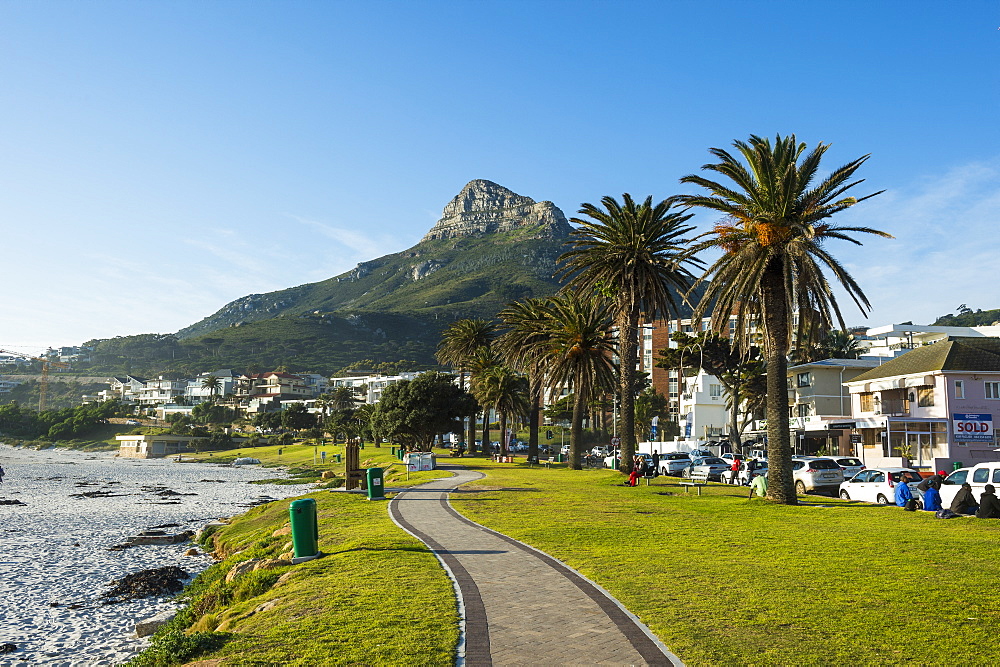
[388,465,682,667]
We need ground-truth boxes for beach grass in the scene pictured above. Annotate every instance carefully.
[448,460,1000,665]
[133,489,458,666]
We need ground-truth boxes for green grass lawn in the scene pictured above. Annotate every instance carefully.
[449,460,1000,666]
[134,488,458,666]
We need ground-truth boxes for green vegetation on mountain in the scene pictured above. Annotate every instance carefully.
[933,305,1000,327]
[0,379,109,410]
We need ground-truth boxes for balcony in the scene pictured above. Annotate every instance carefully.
[877,398,910,416]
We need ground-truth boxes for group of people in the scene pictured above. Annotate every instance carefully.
[893,471,1000,519]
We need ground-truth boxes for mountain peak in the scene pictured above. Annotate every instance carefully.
[422,179,571,242]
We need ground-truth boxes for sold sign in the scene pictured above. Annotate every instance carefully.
[953,413,994,442]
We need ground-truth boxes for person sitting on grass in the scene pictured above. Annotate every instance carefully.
[627,457,641,487]
[749,472,767,498]
[950,482,978,515]
[894,474,914,507]
[976,484,1000,519]
[922,478,943,512]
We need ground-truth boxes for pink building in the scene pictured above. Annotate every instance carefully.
[844,337,1000,472]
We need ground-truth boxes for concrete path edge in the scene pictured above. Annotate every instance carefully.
[387,468,684,667]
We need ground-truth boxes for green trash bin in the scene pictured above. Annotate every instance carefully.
[289,498,318,558]
[366,467,386,501]
[556,453,564,463]
[953,461,963,471]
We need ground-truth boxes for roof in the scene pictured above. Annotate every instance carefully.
[848,337,1000,383]
[788,358,884,371]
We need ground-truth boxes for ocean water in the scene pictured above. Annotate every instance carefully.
[0,444,312,666]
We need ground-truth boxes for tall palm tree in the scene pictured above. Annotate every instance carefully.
[470,364,529,456]
[437,319,496,454]
[497,298,551,461]
[678,133,890,504]
[200,375,222,403]
[467,346,503,452]
[539,293,617,470]
[558,195,697,473]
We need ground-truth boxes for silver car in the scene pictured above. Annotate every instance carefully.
[686,456,729,482]
[792,457,845,495]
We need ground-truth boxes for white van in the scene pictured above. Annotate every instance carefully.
[939,462,1000,507]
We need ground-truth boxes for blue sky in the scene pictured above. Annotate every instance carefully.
[1,1,998,354]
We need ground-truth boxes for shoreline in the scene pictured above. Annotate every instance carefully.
[0,443,313,666]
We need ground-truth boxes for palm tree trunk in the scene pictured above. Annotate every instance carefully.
[498,411,507,457]
[617,302,640,474]
[761,260,796,504]
[481,410,490,456]
[527,375,540,460]
[467,410,478,455]
[569,387,586,470]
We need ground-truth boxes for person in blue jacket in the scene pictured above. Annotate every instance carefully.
[894,475,914,507]
[922,478,943,512]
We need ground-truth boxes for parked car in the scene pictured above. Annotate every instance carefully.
[591,445,611,457]
[791,457,845,495]
[939,462,1000,507]
[720,453,743,465]
[688,448,712,459]
[125,419,141,425]
[839,467,922,505]
[686,456,729,482]
[560,445,571,456]
[821,456,866,480]
[659,452,692,476]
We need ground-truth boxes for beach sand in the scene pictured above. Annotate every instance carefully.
[0,444,313,666]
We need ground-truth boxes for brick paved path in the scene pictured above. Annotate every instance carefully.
[388,465,682,667]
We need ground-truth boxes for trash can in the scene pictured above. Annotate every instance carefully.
[334,453,342,463]
[366,467,385,500]
[556,453,564,463]
[953,461,963,471]
[289,498,318,558]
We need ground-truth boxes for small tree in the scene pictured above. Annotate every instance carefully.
[281,403,317,431]
[371,372,477,451]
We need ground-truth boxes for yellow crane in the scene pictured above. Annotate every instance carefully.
[0,348,70,411]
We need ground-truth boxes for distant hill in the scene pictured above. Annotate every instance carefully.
[933,307,1000,327]
[75,180,577,377]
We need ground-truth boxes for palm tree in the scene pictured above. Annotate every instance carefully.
[820,329,865,359]
[467,346,503,452]
[200,375,222,403]
[557,195,697,474]
[539,293,617,470]
[437,319,496,454]
[470,364,529,457]
[497,298,551,461]
[678,133,890,504]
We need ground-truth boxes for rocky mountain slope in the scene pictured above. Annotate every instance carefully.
[76,181,575,376]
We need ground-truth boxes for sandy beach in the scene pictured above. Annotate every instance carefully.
[0,444,313,666]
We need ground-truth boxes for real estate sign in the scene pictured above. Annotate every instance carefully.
[952,413,994,442]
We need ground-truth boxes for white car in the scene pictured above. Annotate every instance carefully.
[819,456,866,480]
[659,452,693,476]
[736,461,767,485]
[792,457,844,495]
[839,467,922,505]
[939,462,1000,507]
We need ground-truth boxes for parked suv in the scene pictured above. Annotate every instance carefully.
[659,452,693,476]
[939,462,1000,507]
[820,456,865,480]
[792,457,844,495]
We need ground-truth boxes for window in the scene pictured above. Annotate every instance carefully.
[797,372,812,387]
[860,393,875,412]
[993,469,1000,484]
[917,387,934,407]
[973,468,990,484]
[987,382,1000,399]
[954,380,965,399]
[796,403,810,417]
[871,472,885,484]
[709,384,722,398]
